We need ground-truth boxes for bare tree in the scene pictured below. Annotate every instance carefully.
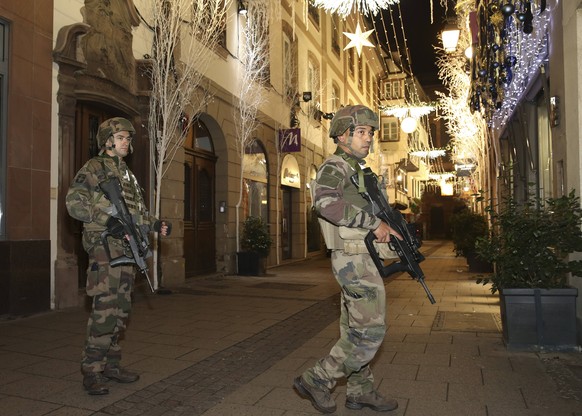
[233,0,271,252]
[144,0,230,290]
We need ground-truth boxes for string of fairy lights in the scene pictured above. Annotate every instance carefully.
[310,0,552,195]
[434,0,552,194]
[364,2,450,180]
[488,3,550,131]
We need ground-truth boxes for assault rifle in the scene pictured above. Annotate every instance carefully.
[350,168,436,304]
[99,177,155,292]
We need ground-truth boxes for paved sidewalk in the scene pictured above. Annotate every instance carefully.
[1,240,581,416]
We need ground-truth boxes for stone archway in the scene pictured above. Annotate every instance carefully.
[52,1,149,308]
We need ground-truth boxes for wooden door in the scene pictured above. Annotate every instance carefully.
[73,106,115,288]
[184,153,216,276]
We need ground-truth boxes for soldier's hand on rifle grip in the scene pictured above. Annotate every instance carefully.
[373,221,402,242]
[153,220,172,237]
[106,216,126,238]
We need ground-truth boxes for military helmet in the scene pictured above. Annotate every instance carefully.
[328,105,379,138]
[96,117,136,147]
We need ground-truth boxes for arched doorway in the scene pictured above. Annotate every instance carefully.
[184,119,217,276]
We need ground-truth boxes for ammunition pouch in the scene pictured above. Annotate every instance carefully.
[318,218,396,259]
[339,226,397,259]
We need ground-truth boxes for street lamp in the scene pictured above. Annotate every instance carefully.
[441,19,460,53]
[238,0,247,15]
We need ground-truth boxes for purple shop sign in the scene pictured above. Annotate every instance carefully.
[279,128,301,152]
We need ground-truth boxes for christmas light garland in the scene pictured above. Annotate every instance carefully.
[312,0,401,17]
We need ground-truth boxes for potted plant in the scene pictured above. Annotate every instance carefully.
[237,216,273,276]
[450,207,492,272]
[476,190,582,351]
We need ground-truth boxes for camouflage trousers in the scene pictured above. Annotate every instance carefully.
[303,250,386,396]
[81,232,135,374]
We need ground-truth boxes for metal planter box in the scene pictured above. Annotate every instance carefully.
[500,288,578,351]
[236,252,265,276]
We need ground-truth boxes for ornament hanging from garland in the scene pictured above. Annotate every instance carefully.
[469,0,548,124]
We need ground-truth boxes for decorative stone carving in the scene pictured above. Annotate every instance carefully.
[80,0,140,90]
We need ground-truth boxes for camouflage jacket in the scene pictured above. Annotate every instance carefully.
[313,147,381,231]
[66,154,154,233]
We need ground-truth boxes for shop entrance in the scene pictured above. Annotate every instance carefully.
[281,187,293,260]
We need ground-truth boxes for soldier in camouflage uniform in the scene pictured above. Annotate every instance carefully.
[66,117,170,395]
[293,105,401,413]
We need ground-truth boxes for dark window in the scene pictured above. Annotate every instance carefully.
[194,120,213,152]
[348,48,354,77]
[331,15,340,55]
[307,3,320,27]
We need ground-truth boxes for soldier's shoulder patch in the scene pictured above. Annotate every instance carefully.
[318,164,343,188]
[74,173,87,184]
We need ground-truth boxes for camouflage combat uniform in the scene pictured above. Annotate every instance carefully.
[66,153,153,375]
[302,146,387,397]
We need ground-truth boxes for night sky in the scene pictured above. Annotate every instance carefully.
[375,0,448,87]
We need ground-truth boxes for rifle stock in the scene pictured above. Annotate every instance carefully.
[99,177,155,293]
[351,169,436,304]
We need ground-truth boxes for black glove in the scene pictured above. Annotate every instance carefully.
[153,220,172,236]
[106,216,125,238]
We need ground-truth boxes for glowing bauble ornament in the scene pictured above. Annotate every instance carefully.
[400,117,417,133]
[501,3,515,16]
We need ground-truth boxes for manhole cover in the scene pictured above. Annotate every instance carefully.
[432,311,502,333]
[251,282,315,291]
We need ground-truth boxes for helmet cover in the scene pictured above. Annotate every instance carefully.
[96,117,136,147]
[328,105,379,138]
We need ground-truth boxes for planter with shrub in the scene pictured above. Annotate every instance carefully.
[476,190,582,351]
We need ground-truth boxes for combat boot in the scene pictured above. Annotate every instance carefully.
[83,372,109,395]
[293,376,337,414]
[345,390,398,412]
[103,365,140,383]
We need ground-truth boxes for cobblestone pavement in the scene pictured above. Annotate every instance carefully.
[0,240,581,416]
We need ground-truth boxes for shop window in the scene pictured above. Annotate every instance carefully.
[243,140,268,220]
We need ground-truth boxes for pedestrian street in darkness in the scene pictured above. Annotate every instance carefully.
[1,240,581,416]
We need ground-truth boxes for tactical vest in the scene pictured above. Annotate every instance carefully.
[83,156,149,232]
[313,151,396,259]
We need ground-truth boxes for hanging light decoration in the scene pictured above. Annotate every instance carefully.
[381,103,435,118]
[409,149,447,158]
[312,0,401,18]
[441,18,460,52]
[343,22,375,56]
[400,116,418,133]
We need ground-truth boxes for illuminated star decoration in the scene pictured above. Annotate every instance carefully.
[343,22,375,57]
